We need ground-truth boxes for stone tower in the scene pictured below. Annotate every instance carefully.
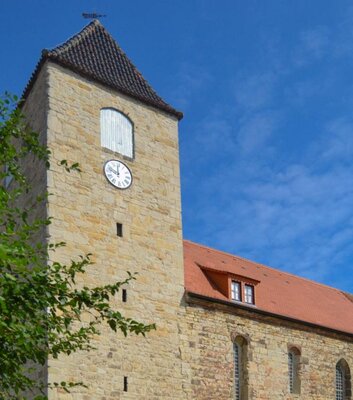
[23,20,185,399]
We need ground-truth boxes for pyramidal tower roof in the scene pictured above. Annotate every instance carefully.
[24,20,183,119]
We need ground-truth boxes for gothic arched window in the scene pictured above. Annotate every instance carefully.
[233,336,248,400]
[100,108,134,158]
[288,347,301,394]
[336,359,351,400]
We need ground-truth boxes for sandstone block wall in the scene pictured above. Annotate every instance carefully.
[43,62,185,399]
[180,298,353,400]
[22,61,353,400]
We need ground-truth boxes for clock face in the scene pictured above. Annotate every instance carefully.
[104,160,132,190]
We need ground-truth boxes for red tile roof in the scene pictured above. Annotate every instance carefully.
[184,240,353,335]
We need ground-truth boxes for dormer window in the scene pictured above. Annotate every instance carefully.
[231,281,241,301]
[198,264,259,307]
[231,280,257,306]
[244,285,254,305]
[100,108,134,158]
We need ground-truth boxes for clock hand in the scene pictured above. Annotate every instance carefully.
[108,166,118,176]
[116,163,120,176]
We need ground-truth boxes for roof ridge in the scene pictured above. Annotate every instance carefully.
[183,239,352,295]
[342,291,353,304]
[97,22,165,103]
[46,20,98,56]
[22,21,183,119]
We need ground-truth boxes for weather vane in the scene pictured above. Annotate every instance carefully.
[82,12,107,19]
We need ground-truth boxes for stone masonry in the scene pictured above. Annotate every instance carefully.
[21,48,353,399]
[38,61,185,399]
[180,297,353,400]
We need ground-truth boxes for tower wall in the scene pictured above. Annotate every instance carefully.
[44,62,185,399]
[20,63,50,399]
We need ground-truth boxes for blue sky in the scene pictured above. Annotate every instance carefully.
[1,0,353,292]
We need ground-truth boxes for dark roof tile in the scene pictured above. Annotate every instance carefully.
[23,20,182,119]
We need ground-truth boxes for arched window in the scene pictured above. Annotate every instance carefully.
[288,347,301,394]
[233,336,248,400]
[100,108,134,158]
[336,359,351,400]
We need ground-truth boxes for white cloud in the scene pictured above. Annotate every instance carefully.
[234,72,276,111]
[321,117,353,161]
[170,62,212,109]
[237,111,280,154]
[292,27,330,67]
[181,13,353,290]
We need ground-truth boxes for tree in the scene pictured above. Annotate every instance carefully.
[0,93,155,399]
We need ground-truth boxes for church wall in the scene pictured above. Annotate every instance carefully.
[44,62,185,399]
[180,298,353,399]
[19,58,353,400]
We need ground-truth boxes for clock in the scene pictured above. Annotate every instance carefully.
[104,160,133,190]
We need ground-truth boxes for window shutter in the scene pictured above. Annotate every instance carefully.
[100,108,133,158]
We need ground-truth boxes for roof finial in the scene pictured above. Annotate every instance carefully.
[82,12,106,20]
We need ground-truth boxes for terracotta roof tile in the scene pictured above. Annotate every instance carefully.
[184,240,353,335]
[23,20,182,120]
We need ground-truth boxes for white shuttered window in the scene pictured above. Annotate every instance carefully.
[100,108,133,158]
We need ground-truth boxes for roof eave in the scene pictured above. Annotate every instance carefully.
[22,54,183,120]
[185,290,353,340]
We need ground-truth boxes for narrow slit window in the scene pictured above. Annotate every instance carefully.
[122,289,127,303]
[234,342,241,400]
[244,285,254,305]
[335,359,351,400]
[100,108,133,158]
[116,223,123,237]
[231,281,241,301]
[336,365,344,400]
[288,352,294,393]
[288,347,301,394]
[233,336,248,400]
[123,376,128,392]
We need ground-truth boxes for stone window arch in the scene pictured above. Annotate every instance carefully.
[288,346,301,394]
[100,108,134,158]
[233,335,249,400]
[336,359,351,400]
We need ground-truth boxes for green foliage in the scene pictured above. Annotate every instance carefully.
[0,93,155,399]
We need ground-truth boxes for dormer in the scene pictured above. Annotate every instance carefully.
[198,264,260,306]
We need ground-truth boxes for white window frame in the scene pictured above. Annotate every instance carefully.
[231,281,241,301]
[100,108,134,158]
[244,284,254,304]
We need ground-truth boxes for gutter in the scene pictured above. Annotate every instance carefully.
[186,291,353,340]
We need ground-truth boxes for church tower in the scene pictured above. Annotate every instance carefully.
[23,20,185,399]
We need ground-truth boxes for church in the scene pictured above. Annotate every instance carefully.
[20,20,352,399]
